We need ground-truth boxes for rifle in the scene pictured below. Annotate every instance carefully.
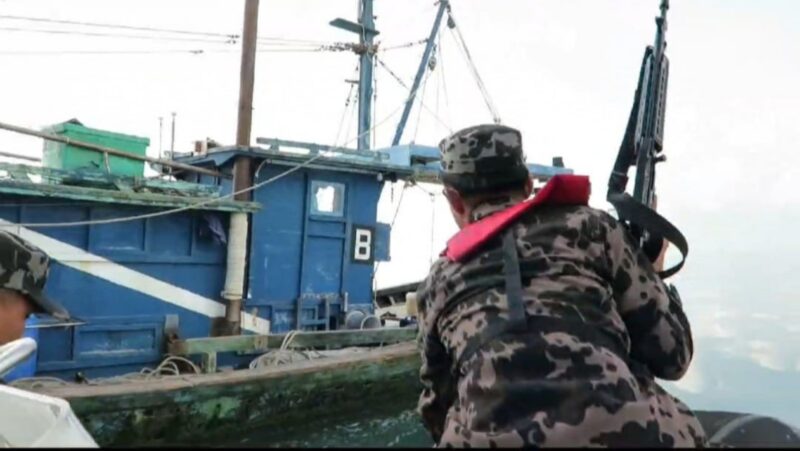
[607,0,688,279]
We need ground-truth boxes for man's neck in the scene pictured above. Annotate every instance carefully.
[468,194,527,223]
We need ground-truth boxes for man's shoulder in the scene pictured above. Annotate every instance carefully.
[417,257,459,296]
[535,203,616,221]
[515,203,619,232]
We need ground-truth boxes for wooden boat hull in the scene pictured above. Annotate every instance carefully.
[32,343,420,447]
[28,341,800,447]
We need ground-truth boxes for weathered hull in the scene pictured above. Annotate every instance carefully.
[27,340,800,448]
[32,343,420,447]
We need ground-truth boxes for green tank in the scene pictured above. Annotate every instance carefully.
[42,120,150,177]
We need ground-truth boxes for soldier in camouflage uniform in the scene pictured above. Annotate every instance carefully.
[0,230,70,345]
[416,124,707,447]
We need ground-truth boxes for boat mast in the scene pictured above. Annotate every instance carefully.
[330,0,379,151]
[392,0,449,146]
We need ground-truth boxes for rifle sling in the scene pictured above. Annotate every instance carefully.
[608,192,688,279]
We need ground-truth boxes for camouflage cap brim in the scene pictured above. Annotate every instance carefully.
[25,289,70,321]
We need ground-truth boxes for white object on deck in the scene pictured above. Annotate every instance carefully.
[0,384,98,447]
[0,338,36,378]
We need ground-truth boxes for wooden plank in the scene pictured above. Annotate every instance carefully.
[169,334,271,356]
[280,327,418,349]
[37,342,418,399]
[0,120,226,178]
[256,137,390,161]
[167,327,418,357]
[0,161,221,197]
[0,179,259,212]
[201,352,217,374]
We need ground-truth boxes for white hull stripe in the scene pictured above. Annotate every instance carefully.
[0,220,270,335]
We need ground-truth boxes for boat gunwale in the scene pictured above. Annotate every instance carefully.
[31,341,417,399]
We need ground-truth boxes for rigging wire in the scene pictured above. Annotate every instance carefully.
[375,56,452,134]
[372,180,409,282]
[379,38,428,52]
[0,49,208,56]
[0,14,240,40]
[1,68,438,229]
[445,8,502,124]
[0,45,351,56]
[412,51,432,142]
[372,58,378,149]
[343,90,358,147]
[437,33,452,130]
[333,67,359,147]
[0,26,236,45]
[0,14,333,46]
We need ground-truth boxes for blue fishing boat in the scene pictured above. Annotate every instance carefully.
[2,1,795,448]
[0,1,570,445]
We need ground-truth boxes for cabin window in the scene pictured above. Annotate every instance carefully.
[310,181,345,217]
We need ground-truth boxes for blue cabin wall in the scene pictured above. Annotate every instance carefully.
[0,156,394,379]
[0,198,231,379]
[247,165,386,332]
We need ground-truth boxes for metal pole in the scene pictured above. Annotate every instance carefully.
[0,120,225,178]
[159,116,164,157]
[170,112,176,158]
[233,0,258,201]
[223,0,260,337]
[391,0,448,146]
[0,150,40,163]
[356,0,375,151]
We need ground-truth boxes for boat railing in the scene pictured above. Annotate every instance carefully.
[167,327,418,374]
[0,160,221,197]
[255,137,392,163]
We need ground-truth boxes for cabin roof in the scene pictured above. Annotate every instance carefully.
[0,161,259,212]
[176,145,417,179]
[176,140,573,183]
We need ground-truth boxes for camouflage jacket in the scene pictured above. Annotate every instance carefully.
[416,200,707,447]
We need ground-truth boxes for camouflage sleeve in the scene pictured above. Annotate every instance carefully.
[415,264,456,443]
[605,217,694,380]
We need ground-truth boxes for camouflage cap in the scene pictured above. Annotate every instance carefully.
[438,124,530,195]
[0,230,69,320]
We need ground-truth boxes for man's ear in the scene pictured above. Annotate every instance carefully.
[523,177,533,197]
[445,187,467,215]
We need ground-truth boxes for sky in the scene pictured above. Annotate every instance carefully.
[1,0,799,424]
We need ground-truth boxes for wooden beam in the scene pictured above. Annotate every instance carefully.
[0,120,226,178]
[0,179,259,212]
[168,327,418,357]
[35,343,420,446]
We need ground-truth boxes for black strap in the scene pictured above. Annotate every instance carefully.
[502,229,527,333]
[454,229,527,372]
[607,192,688,279]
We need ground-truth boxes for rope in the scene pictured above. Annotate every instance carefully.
[0,26,236,45]
[445,8,502,124]
[3,80,429,229]
[405,182,440,265]
[437,33,453,130]
[280,330,299,351]
[375,56,452,134]
[0,45,357,57]
[429,192,436,265]
[379,38,429,52]
[0,14,239,40]
[333,66,359,146]
[0,14,334,48]
[8,355,202,389]
[344,91,358,147]
[412,56,432,142]
[372,181,410,284]
[373,57,379,150]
